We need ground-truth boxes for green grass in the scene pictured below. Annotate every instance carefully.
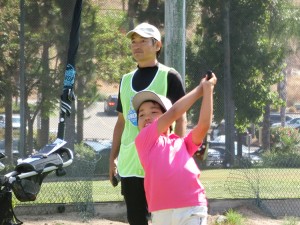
[222,209,246,225]
[15,168,300,204]
[282,217,299,225]
[203,168,300,199]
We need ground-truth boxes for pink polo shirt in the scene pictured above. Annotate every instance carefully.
[135,119,207,212]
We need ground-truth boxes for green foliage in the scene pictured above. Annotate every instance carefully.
[76,2,134,111]
[186,0,300,128]
[261,127,300,167]
[224,209,245,225]
[80,4,134,84]
[74,143,96,162]
[262,151,300,168]
[270,127,300,153]
[282,216,299,225]
[215,209,246,225]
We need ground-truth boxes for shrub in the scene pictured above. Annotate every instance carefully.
[262,151,300,168]
[74,143,96,161]
[215,209,246,225]
[270,127,300,153]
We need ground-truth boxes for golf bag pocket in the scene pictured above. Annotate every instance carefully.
[12,175,43,202]
[11,154,64,202]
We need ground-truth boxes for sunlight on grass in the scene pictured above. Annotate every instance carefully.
[282,216,299,225]
[15,168,300,205]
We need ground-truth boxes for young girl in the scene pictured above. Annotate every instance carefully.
[133,73,217,225]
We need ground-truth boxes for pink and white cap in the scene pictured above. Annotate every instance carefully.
[132,90,172,112]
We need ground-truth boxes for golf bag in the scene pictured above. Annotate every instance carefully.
[0,138,73,225]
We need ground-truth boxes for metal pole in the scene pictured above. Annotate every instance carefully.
[164,0,186,89]
[19,0,26,158]
[223,0,235,166]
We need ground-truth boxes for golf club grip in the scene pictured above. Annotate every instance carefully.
[206,70,213,80]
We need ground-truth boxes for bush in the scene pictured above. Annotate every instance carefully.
[262,151,300,168]
[270,127,300,153]
[74,143,96,161]
[73,143,110,176]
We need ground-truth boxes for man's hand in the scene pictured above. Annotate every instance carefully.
[109,159,118,187]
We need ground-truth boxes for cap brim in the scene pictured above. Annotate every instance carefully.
[132,91,171,112]
[126,30,154,39]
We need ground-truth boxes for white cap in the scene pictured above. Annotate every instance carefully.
[126,23,161,42]
[132,90,172,112]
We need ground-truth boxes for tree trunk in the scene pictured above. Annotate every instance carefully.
[4,80,13,164]
[37,42,51,149]
[262,105,271,150]
[278,70,287,126]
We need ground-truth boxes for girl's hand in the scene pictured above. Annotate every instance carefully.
[205,72,217,86]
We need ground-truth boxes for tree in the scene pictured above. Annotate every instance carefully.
[0,0,22,164]
[186,0,300,163]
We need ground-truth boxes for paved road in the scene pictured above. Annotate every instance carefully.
[49,102,117,140]
[84,102,117,139]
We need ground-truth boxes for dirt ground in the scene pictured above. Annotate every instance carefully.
[19,205,295,225]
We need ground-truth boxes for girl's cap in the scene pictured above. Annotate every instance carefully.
[132,90,172,112]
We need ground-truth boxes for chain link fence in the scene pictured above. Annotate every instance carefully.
[1,0,300,220]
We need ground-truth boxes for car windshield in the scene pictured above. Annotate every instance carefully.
[289,118,300,124]
[84,140,112,152]
[12,117,20,123]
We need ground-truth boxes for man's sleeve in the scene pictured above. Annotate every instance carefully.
[116,79,123,113]
[167,69,186,104]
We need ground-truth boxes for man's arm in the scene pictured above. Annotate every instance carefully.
[167,70,187,137]
[109,113,125,185]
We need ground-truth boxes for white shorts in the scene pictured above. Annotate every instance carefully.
[151,206,208,225]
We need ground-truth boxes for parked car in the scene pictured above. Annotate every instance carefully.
[0,115,5,128]
[206,148,225,166]
[0,114,21,129]
[0,139,20,155]
[272,117,300,128]
[83,139,112,175]
[208,135,262,165]
[269,113,293,126]
[104,94,118,115]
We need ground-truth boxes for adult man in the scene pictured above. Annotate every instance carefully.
[109,22,186,225]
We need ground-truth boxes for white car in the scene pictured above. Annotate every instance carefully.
[209,135,260,155]
[0,114,21,129]
[272,117,300,128]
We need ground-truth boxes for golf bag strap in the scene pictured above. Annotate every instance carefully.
[0,191,23,225]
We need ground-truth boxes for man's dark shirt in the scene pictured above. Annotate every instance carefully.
[117,64,185,113]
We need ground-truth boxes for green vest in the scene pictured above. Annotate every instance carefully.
[118,64,170,177]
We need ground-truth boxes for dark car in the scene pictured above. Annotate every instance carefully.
[0,139,20,156]
[269,113,293,126]
[104,95,118,115]
[83,139,112,176]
